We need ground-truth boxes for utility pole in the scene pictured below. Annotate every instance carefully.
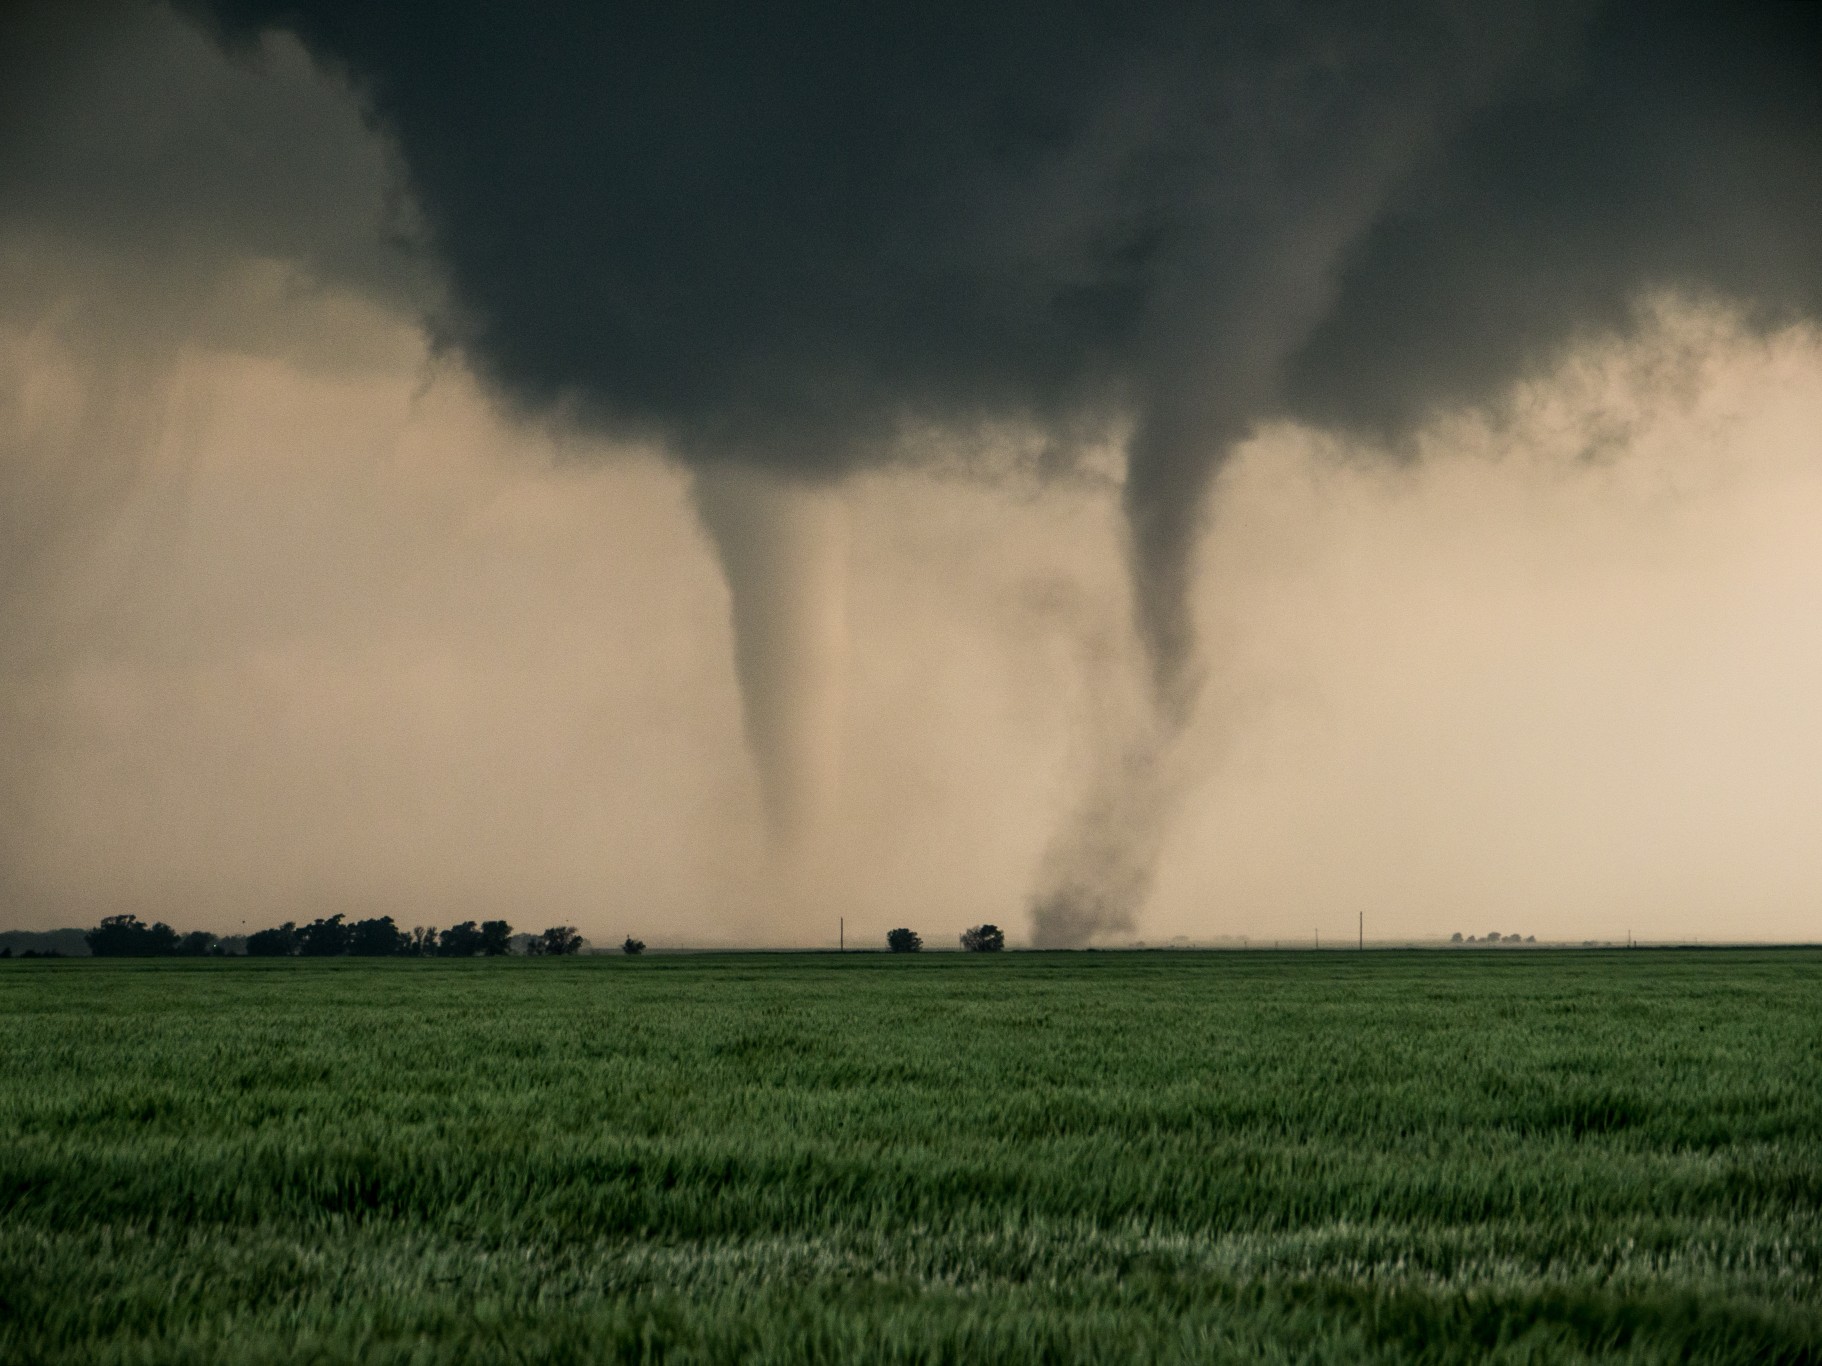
[1314,927,1319,950]
[839,917,844,953]
[1359,910,1363,951]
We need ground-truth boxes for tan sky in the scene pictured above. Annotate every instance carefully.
[4,11,1821,947]
[4,268,1820,945]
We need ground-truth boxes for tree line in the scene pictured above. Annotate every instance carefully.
[886,924,1004,952]
[78,915,1011,958]
[84,914,587,958]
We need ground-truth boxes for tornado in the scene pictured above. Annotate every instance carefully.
[693,466,849,852]
[1029,722,1183,949]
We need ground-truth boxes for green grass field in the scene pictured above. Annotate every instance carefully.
[2,950,1819,1363]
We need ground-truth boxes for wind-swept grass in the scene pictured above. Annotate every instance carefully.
[2,950,1818,1362]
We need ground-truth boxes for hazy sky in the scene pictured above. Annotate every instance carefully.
[3,1,1820,945]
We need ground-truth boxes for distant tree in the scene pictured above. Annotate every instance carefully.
[407,926,438,957]
[886,928,922,953]
[1525,935,1536,943]
[960,924,1005,952]
[479,919,515,956]
[298,914,349,957]
[438,921,485,956]
[1485,931,1502,943]
[1449,932,1463,943]
[1,946,11,958]
[176,930,218,957]
[347,916,406,956]
[622,936,646,956]
[1506,933,1521,944]
[246,922,300,957]
[534,926,584,956]
[85,915,145,957]
[86,915,181,957]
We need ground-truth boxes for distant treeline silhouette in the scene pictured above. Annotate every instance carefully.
[84,914,586,958]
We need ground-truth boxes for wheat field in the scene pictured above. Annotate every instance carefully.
[2,950,1818,1362]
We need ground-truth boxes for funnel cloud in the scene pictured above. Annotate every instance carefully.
[693,467,849,852]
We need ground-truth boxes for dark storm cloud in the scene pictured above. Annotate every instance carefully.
[169,0,1821,694]
[175,0,1583,694]
[1284,2,1822,439]
[0,0,434,354]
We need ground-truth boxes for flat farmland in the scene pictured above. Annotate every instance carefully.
[2,950,1819,1363]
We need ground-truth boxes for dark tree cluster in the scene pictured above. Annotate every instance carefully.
[248,916,518,957]
[87,914,591,958]
[886,928,921,953]
[960,924,1005,953]
[524,926,585,956]
[88,915,193,957]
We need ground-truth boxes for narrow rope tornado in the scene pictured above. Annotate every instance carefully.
[693,467,849,855]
